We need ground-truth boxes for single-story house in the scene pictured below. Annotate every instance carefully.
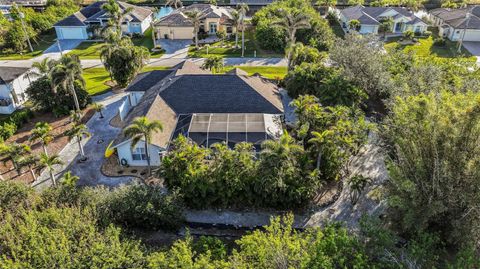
[0,67,34,114]
[429,6,480,41]
[154,4,236,40]
[53,1,153,40]
[339,5,428,35]
[111,61,284,167]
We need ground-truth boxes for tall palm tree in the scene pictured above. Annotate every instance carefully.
[29,122,53,157]
[231,10,241,48]
[308,130,334,170]
[237,3,249,57]
[26,57,54,79]
[92,102,105,119]
[261,131,303,163]
[185,9,203,49]
[123,116,163,177]
[1,143,31,174]
[39,153,63,186]
[50,55,85,112]
[17,154,39,181]
[165,0,183,9]
[64,122,91,160]
[102,0,133,36]
[273,9,310,69]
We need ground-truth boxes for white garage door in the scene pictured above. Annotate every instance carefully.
[464,30,480,42]
[60,27,85,40]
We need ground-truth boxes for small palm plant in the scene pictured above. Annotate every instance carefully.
[39,153,63,186]
[202,55,224,73]
[17,154,39,181]
[348,19,361,32]
[64,122,91,161]
[1,143,31,175]
[29,122,54,156]
[60,171,79,187]
[185,9,203,49]
[92,102,105,119]
[124,117,163,177]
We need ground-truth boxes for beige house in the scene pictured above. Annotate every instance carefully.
[153,4,236,40]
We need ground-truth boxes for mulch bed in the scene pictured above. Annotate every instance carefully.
[1,108,95,184]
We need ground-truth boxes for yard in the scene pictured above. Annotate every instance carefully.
[384,35,476,61]
[68,28,164,59]
[188,29,284,58]
[83,66,171,95]
[0,32,56,60]
[223,66,287,80]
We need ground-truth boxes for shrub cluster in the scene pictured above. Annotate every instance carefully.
[0,109,33,141]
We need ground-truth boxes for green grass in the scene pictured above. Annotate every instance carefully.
[69,28,164,59]
[83,66,172,95]
[223,66,287,80]
[384,35,476,61]
[188,30,284,58]
[0,32,56,60]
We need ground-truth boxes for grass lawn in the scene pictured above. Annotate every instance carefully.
[384,35,476,61]
[0,32,56,60]
[69,28,164,59]
[83,66,171,95]
[223,66,287,80]
[188,29,284,58]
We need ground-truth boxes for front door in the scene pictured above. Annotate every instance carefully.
[209,22,217,34]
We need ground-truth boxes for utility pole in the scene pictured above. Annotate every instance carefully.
[458,7,472,53]
[19,12,33,53]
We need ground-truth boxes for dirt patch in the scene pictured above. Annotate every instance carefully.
[109,113,125,128]
[1,108,94,184]
[101,153,150,179]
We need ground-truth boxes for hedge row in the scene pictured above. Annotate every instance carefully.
[0,109,34,141]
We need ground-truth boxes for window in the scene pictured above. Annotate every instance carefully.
[132,147,147,161]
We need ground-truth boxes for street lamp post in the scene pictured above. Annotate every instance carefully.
[457,8,472,53]
[19,12,34,53]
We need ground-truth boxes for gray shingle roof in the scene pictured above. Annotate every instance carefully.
[155,4,233,27]
[0,66,29,84]
[430,6,480,29]
[341,5,425,26]
[126,70,173,92]
[54,1,152,27]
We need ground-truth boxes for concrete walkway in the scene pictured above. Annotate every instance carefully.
[32,92,135,190]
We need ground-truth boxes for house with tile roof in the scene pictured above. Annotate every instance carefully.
[153,4,235,40]
[339,5,427,35]
[53,1,153,40]
[429,6,480,41]
[0,67,35,114]
[111,61,284,167]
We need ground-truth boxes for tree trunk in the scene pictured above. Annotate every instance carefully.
[50,170,56,186]
[42,145,49,157]
[316,150,322,170]
[144,138,151,177]
[30,167,37,181]
[235,31,239,48]
[241,27,245,57]
[194,25,199,49]
[99,109,104,119]
[78,136,85,159]
[71,81,81,112]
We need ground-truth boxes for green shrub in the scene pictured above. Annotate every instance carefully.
[433,37,446,46]
[193,236,227,260]
[0,122,17,140]
[0,180,38,213]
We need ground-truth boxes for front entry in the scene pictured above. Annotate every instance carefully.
[209,22,217,34]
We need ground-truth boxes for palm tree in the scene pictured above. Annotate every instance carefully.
[272,9,310,69]
[60,171,79,187]
[1,143,31,174]
[202,55,224,73]
[69,110,82,124]
[231,10,241,48]
[92,102,105,119]
[185,9,203,50]
[26,57,54,78]
[261,131,303,163]
[165,0,183,9]
[237,3,249,57]
[39,153,63,186]
[317,0,337,12]
[379,17,394,39]
[17,154,39,181]
[308,130,334,170]
[50,55,85,112]
[348,19,360,32]
[102,0,133,36]
[209,0,217,5]
[64,122,91,161]
[29,122,53,157]
[123,117,163,177]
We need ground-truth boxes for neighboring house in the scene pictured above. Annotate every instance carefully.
[0,67,33,114]
[339,5,427,35]
[154,4,235,40]
[430,6,480,41]
[111,61,284,167]
[53,1,153,40]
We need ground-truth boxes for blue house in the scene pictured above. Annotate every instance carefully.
[54,1,153,40]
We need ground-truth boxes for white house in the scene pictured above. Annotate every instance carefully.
[339,5,428,35]
[430,6,480,41]
[0,67,34,114]
[111,61,284,167]
[53,1,153,40]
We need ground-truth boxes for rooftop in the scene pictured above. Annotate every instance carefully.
[0,66,29,84]
[341,5,426,26]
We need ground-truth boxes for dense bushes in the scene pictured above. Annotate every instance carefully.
[253,0,333,52]
[0,108,34,141]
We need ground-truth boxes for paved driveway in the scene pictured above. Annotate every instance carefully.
[462,42,480,63]
[43,39,84,54]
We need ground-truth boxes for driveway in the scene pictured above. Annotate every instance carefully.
[462,42,480,64]
[32,92,136,190]
[158,39,192,59]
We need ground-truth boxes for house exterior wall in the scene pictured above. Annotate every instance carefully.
[116,140,163,166]
[55,26,88,40]
[359,24,378,34]
[448,28,480,41]
[0,73,33,114]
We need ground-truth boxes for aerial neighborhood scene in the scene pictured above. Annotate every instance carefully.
[1,0,480,266]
